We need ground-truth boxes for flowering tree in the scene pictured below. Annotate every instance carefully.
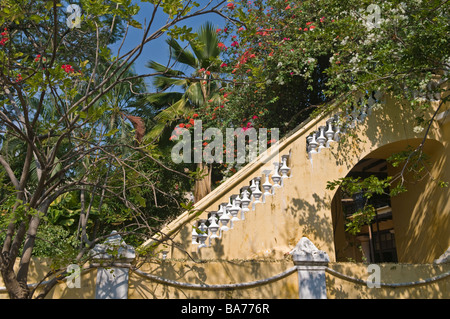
[220,0,448,127]
[216,0,449,228]
[0,0,229,299]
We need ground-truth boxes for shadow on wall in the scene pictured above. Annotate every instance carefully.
[289,192,334,255]
[128,259,298,299]
[388,139,449,263]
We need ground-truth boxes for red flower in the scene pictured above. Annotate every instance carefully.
[179,123,185,128]
[285,5,291,10]
[62,64,74,73]
[227,3,235,10]
[193,113,199,118]
[218,42,227,50]
[220,62,228,68]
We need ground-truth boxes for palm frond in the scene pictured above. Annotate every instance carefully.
[152,76,187,91]
[185,81,205,107]
[166,37,197,68]
[146,60,185,77]
[146,92,184,109]
[190,22,220,69]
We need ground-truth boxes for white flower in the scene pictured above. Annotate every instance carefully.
[413,126,424,133]
[277,62,283,68]
[349,54,360,64]
[372,103,383,111]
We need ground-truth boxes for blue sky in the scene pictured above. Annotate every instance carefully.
[109,1,228,91]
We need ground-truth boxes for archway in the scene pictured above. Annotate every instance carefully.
[331,138,448,263]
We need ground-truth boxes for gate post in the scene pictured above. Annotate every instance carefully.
[91,231,136,299]
[291,237,330,299]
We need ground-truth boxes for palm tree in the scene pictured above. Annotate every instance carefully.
[141,22,223,202]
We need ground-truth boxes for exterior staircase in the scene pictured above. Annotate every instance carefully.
[142,87,448,264]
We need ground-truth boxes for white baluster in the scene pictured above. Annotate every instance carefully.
[226,197,233,228]
[333,119,342,142]
[307,135,313,153]
[216,203,224,218]
[197,219,208,251]
[228,195,240,227]
[251,177,263,210]
[261,169,272,202]
[271,162,282,191]
[249,178,257,192]
[325,120,335,147]
[191,224,198,245]
[234,193,241,208]
[240,187,251,220]
[208,212,220,242]
[308,133,319,156]
[208,211,218,225]
[219,203,231,233]
[316,126,327,152]
[280,155,291,180]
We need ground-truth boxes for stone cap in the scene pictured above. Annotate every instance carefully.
[290,237,330,266]
[90,231,136,262]
[434,246,450,264]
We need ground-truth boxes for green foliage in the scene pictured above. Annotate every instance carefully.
[345,205,376,235]
[326,174,406,234]
[219,0,449,135]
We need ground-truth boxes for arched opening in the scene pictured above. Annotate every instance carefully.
[331,158,397,263]
[331,138,448,263]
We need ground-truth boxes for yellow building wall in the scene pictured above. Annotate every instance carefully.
[326,263,450,299]
[150,95,449,265]
[128,259,299,299]
[2,258,448,299]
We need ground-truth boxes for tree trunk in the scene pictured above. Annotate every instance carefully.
[1,268,29,299]
[193,162,212,202]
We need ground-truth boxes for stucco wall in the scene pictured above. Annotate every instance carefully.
[154,95,449,264]
[2,258,448,299]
